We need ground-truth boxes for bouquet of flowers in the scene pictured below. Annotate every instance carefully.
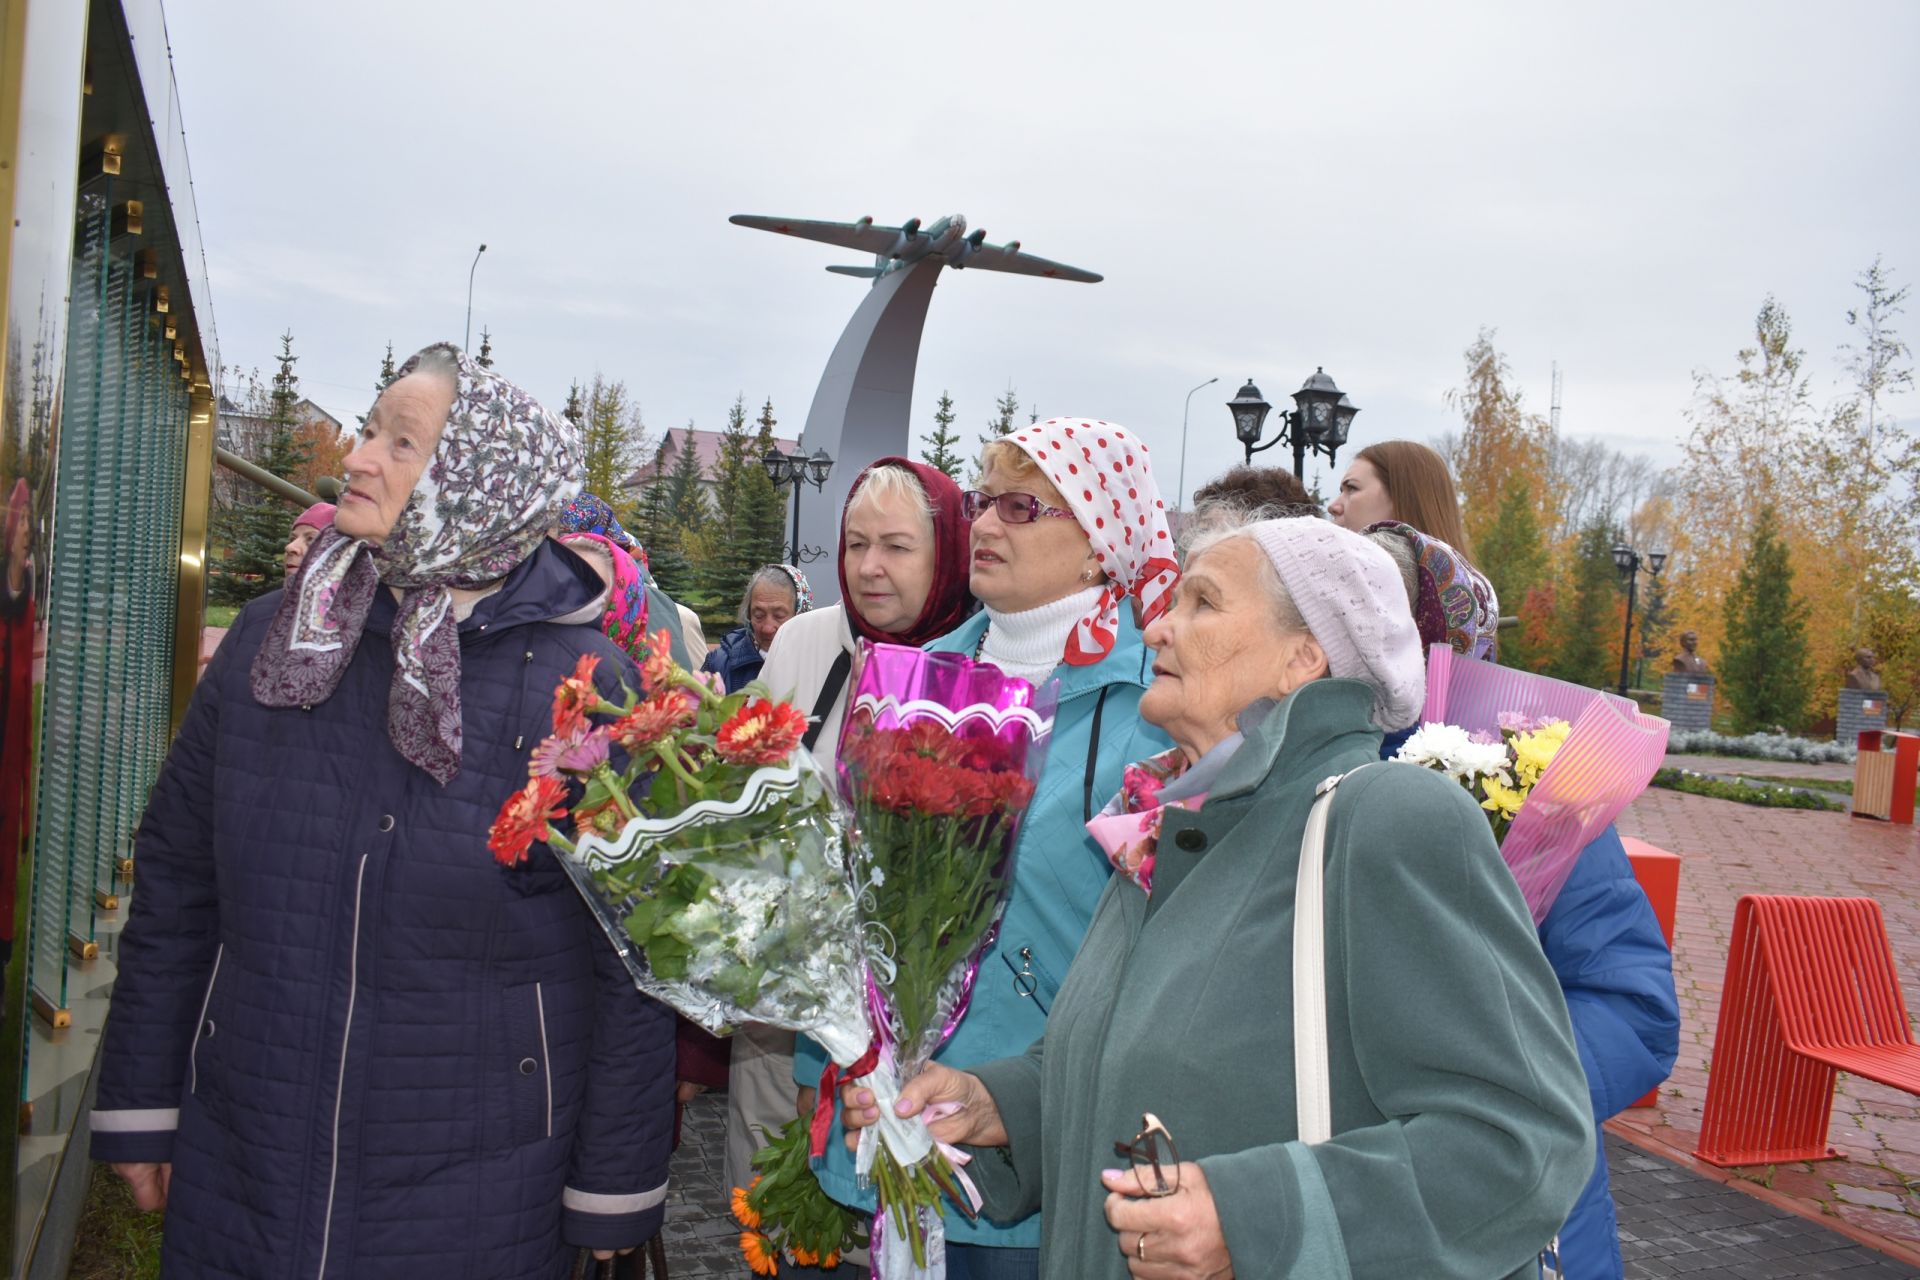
[489,629,880,1268]
[1392,645,1669,922]
[829,642,1059,1278]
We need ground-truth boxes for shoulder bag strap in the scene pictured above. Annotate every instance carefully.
[1293,771,1345,1146]
[801,649,854,752]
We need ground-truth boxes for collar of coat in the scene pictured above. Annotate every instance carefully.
[1204,677,1385,806]
[364,539,607,640]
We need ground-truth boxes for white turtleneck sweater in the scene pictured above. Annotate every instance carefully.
[977,586,1103,685]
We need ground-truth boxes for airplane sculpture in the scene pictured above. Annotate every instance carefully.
[731,212,1101,601]
[729,213,1102,284]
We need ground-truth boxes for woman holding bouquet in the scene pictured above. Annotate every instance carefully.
[730,458,975,1201]
[90,345,676,1278]
[846,516,1594,1279]
[796,421,1177,1277]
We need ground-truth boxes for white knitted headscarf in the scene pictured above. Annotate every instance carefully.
[1246,517,1425,731]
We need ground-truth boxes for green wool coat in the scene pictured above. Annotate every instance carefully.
[965,677,1595,1278]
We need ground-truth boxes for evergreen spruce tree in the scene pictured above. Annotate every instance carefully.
[921,390,964,479]
[377,341,397,391]
[476,328,495,368]
[211,332,314,605]
[1719,503,1813,732]
[651,425,711,604]
[1475,473,1550,665]
[978,385,1020,448]
[743,400,788,567]
[580,375,645,503]
[700,396,786,613]
[633,437,694,597]
[1545,519,1619,688]
[1636,569,1671,688]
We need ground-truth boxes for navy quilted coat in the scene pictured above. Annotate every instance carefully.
[91,543,675,1279]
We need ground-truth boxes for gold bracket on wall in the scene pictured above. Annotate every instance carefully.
[80,133,123,177]
[66,934,97,962]
[110,197,141,237]
[118,857,133,879]
[93,889,118,912]
[134,246,157,278]
[29,993,70,1032]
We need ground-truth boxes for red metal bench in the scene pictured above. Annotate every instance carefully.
[1620,837,1680,1107]
[1696,895,1920,1167]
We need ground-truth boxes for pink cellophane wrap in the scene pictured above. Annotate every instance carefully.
[1422,645,1670,923]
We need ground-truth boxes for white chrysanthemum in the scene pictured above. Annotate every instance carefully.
[1395,721,1512,785]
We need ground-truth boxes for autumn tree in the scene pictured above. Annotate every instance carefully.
[1475,473,1549,633]
[1443,330,1555,553]
[922,391,964,479]
[1718,504,1812,733]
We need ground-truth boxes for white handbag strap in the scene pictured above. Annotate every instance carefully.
[1292,771,1352,1147]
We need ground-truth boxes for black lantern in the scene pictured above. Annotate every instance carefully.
[1612,546,1667,696]
[1229,366,1359,479]
[761,444,836,564]
[1227,380,1271,448]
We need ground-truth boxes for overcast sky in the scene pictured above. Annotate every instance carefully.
[163,0,1919,504]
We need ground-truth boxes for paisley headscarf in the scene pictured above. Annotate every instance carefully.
[1003,419,1178,666]
[836,456,975,648]
[766,564,813,615]
[1364,520,1501,663]
[250,343,584,785]
[557,530,650,664]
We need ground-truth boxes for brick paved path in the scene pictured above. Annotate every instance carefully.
[1614,785,1920,1252]
[1663,754,1855,786]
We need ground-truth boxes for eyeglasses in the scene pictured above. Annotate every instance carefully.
[961,490,1077,525]
[1112,1112,1181,1198]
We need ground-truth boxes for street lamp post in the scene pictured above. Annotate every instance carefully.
[1175,376,1219,512]
[761,445,835,564]
[1612,545,1667,697]
[1227,367,1359,481]
[464,243,487,352]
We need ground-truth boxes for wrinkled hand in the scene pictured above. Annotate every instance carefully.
[839,1061,1005,1152]
[112,1162,172,1213]
[675,1080,707,1105]
[1102,1162,1233,1278]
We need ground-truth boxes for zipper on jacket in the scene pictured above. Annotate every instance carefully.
[315,854,369,1280]
[534,981,553,1138]
[187,943,226,1093]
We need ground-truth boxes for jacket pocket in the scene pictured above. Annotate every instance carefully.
[501,981,554,1147]
[188,943,227,1095]
[1000,943,1059,1016]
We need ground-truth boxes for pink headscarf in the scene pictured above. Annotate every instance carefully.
[1004,418,1177,666]
[293,502,336,533]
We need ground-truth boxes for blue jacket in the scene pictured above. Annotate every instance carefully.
[794,609,1171,1247]
[700,625,764,693]
[1538,825,1680,1280]
[91,543,677,1279]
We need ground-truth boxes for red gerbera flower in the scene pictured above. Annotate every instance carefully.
[714,697,809,766]
[552,653,602,737]
[489,775,569,867]
[612,690,698,750]
[641,629,679,695]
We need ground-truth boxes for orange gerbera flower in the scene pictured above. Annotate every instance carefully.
[612,690,698,751]
[740,1231,779,1276]
[730,1183,761,1230]
[488,775,568,867]
[714,697,809,766]
[642,629,678,694]
[789,1245,820,1265]
[552,653,601,737]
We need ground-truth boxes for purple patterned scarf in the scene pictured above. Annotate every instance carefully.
[250,344,584,784]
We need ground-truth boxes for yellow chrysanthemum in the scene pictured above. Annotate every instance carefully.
[1480,775,1526,821]
[1512,729,1564,786]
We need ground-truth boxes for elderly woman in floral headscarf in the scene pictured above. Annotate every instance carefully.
[701,563,811,693]
[795,420,1176,1276]
[90,344,675,1279]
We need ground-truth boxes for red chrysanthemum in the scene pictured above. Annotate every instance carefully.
[551,653,602,737]
[900,720,963,763]
[489,775,569,867]
[714,698,809,767]
[612,690,698,751]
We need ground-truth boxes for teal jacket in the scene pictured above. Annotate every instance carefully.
[966,678,1595,1277]
[793,609,1171,1247]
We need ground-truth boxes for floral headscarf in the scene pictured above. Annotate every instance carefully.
[251,343,584,784]
[768,563,813,614]
[1003,418,1178,666]
[1364,521,1500,663]
[558,530,650,664]
[559,492,640,557]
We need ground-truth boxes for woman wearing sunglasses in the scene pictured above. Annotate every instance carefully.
[843,513,1594,1278]
[795,420,1176,1278]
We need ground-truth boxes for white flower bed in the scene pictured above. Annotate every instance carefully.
[1665,729,1855,765]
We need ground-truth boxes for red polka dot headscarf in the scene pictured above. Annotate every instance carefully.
[1007,418,1179,666]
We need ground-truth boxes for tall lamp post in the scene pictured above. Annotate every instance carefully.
[1227,367,1359,481]
[464,243,487,351]
[1174,376,1218,512]
[762,445,835,564]
[1612,544,1667,697]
